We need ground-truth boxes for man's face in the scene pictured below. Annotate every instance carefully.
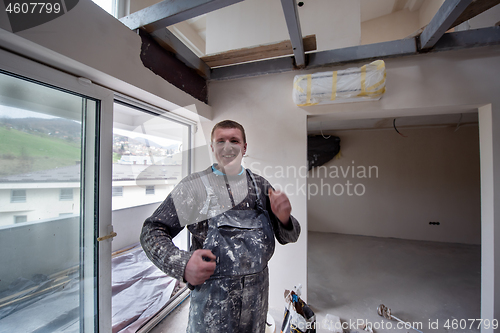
[211,127,247,172]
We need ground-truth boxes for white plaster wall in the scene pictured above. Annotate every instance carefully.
[361,8,420,45]
[206,0,360,54]
[468,4,500,30]
[129,0,162,14]
[308,125,481,244]
[208,72,308,313]
[419,0,445,29]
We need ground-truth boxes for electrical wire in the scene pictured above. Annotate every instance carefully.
[393,118,407,137]
[320,122,331,139]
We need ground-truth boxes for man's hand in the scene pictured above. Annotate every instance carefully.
[268,188,291,225]
[184,249,216,286]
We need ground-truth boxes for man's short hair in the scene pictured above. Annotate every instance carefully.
[211,120,246,144]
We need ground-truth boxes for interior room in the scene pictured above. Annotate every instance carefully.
[306,112,482,332]
[0,0,500,332]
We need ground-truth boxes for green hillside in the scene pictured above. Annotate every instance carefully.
[0,127,81,177]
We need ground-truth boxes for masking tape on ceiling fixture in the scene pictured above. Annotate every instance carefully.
[292,60,386,106]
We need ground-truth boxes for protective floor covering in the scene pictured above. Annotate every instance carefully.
[0,245,176,333]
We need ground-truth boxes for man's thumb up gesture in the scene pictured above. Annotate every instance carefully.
[268,188,291,225]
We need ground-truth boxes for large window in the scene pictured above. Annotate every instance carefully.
[111,99,192,252]
[0,58,105,332]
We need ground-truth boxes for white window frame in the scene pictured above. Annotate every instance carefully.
[0,45,114,332]
[0,27,196,332]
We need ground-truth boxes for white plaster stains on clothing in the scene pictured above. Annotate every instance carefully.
[226,249,236,262]
[140,166,301,332]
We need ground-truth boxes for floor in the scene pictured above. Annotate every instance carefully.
[149,231,481,333]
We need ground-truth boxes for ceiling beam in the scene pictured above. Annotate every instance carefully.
[308,38,417,69]
[419,0,472,50]
[450,0,500,29]
[119,0,244,32]
[430,25,500,52]
[201,35,316,68]
[210,56,295,80]
[211,38,416,80]
[150,27,211,78]
[210,27,500,80]
[280,0,306,68]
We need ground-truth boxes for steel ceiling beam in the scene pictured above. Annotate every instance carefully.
[280,0,306,68]
[210,56,295,80]
[119,0,244,32]
[210,27,500,80]
[419,0,472,50]
[429,26,500,52]
[450,0,500,29]
[211,38,417,80]
[150,28,211,79]
[308,38,417,69]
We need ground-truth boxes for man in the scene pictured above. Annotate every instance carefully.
[140,120,301,332]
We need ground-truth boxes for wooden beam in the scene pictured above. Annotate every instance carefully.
[201,35,316,68]
[450,0,500,28]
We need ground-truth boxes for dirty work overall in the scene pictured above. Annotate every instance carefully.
[187,169,275,333]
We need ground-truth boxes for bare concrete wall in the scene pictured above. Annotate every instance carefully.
[308,124,481,244]
[0,216,79,291]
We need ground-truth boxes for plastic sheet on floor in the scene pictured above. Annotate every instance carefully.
[0,245,177,333]
[112,245,177,333]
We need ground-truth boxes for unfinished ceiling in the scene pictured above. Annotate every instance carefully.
[118,0,500,100]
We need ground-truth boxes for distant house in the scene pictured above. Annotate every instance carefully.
[118,152,182,166]
[0,163,181,227]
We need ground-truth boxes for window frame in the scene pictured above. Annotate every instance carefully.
[0,29,196,332]
[0,45,114,332]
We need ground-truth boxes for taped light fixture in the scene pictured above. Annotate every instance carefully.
[293,60,386,106]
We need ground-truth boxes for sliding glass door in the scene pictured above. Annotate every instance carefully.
[0,48,113,332]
